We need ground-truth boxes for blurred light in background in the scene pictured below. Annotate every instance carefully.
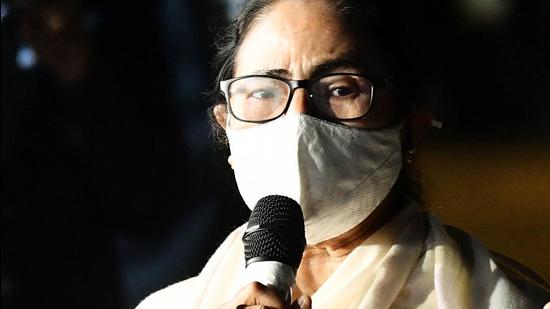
[456,0,514,29]
[45,11,65,33]
[15,44,38,70]
[1,1,9,22]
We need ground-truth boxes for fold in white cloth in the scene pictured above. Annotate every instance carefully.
[137,203,549,308]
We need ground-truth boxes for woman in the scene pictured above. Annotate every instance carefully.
[138,0,549,308]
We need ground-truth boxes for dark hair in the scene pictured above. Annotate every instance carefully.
[207,0,424,205]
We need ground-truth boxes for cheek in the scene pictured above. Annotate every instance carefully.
[371,90,396,126]
[342,90,396,128]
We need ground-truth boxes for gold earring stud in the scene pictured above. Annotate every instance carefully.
[405,149,416,164]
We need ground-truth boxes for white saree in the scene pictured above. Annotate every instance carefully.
[137,203,549,308]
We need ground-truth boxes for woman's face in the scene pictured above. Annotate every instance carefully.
[231,0,395,128]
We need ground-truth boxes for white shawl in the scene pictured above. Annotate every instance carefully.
[137,204,549,308]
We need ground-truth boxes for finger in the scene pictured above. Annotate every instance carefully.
[220,282,288,309]
[291,295,311,309]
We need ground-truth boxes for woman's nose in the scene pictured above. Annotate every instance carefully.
[286,89,309,115]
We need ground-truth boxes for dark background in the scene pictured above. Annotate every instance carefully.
[1,0,548,308]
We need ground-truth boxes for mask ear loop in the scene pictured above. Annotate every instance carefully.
[431,119,443,129]
[227,113,234,169]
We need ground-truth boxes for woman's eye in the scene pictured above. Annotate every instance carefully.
[250,90,274,99]
[330,87,355,97]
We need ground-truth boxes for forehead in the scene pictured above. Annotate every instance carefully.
[235,0,375,78]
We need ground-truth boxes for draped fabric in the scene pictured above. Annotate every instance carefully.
[137,203,549,308]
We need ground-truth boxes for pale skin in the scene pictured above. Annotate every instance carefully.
[215,0,432,308]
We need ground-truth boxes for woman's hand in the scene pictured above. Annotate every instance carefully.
[219,282,311,309]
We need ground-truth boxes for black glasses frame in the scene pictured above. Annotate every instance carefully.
[220,73,388,124]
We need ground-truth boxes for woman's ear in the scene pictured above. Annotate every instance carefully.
[213,103,228,130]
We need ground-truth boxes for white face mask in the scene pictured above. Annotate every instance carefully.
[226,114,402,244]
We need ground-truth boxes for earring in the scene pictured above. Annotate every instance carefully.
[405,149,416,164]
[227,155,234,169]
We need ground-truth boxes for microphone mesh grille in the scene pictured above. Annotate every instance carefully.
[249,195,302,226]
[243,195,305,269]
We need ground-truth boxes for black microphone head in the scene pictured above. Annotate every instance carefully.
[243,195,306,270]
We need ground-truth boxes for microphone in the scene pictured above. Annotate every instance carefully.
[242,195,306,304]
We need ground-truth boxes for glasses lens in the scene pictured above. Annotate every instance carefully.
[310,74,373,120]
[228,77,290,122]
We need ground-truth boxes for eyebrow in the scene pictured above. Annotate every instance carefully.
[250,58,366,80]
[251,68,291,77]
[309,58,366,78]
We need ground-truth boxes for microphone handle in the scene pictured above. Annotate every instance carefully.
[244,261,296,304]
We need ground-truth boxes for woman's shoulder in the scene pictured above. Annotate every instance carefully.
[441,223,549,289]
[422,214,549,307]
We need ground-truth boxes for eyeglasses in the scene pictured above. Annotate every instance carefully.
[220,73,386,124]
